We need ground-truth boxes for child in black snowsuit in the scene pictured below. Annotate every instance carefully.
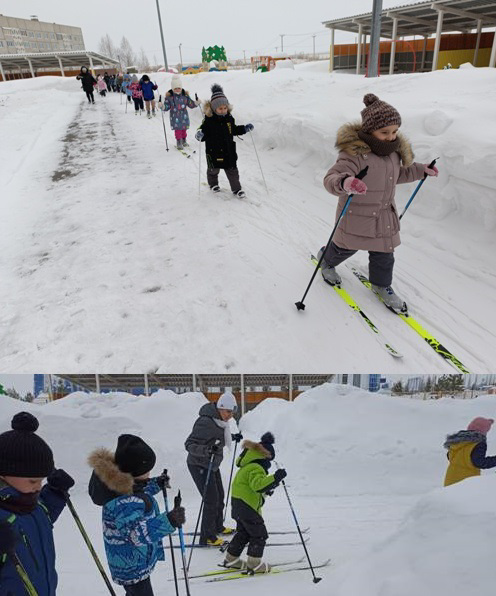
[195,84,254,199]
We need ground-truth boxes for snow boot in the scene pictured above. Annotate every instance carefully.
[317,247,342,286]
[371,284,408,313]
[233,190,246,198]
[206,537,225,547]
[176,139,183,149]
[246,556,271,574]
[183,140,189,147]
[147,110,151,119]
[222,552,247,569]
[152,108,156,116]
[210,185,221,193]
[219,526,235,535]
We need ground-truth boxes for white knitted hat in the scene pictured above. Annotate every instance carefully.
[171,74,182,90]
[217,391,237,411]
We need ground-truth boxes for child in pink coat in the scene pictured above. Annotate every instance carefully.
[97,75,107,98]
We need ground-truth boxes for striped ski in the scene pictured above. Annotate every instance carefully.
[181,527,309,537]
[311,255,403,359]
[350,267,470,373]
[175,557,306,581]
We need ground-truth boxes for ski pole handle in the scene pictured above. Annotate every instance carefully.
[355,166,369,181]
[423,157,439,180]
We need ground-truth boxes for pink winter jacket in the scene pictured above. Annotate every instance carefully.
[323,122,425,252]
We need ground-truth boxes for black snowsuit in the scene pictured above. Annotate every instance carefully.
[199,112,247,170]
[77,69,97,103]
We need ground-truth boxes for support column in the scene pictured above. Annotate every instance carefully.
[490,27,496,68]
[356,24,363,74]
[87,53,95,74]
[240,374,245,416]
[27,58,35,78]
[473,19,482,66]
[95,374,101,394]
[329,28,335,73]
[144,373,149,397]
[421,35,428,71]
[57,56,65,77]
[368,0,383,78]
[48,375,54,401]
[0,61,4,82]
[389,18,398,74]
[192,373,196,392]
[289,374,293,402]
[432,9,444,71]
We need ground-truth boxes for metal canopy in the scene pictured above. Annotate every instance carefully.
[0,50,119,72]
[323,0,496,39]
[57,373,333,393]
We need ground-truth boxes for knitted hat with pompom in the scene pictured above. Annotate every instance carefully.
[210,84,228,112]
[0,412,54,478]
[360,93,402,133]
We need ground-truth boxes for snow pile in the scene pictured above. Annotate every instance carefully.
[332,476,496,596]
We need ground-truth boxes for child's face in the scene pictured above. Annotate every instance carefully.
[215,105,228,116]
[1,476,43,494]
[371,125,399,142]
[173,87,182,94]
[218,408,234,422]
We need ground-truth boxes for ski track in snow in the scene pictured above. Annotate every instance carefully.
[0,70,495,371]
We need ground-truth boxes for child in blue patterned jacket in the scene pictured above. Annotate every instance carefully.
[159,74,198,149]
[88,434,186,596]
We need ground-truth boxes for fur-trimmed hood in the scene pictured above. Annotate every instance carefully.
[335,121,414,166]
[88,447,134,496]
[444,430,486,449]
[236,439,272,469]
[202,100,234,118]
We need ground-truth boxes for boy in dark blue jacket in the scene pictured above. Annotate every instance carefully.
[0,412,74,596]
[140,74,158,119]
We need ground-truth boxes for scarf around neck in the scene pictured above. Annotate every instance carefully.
[214,418,232,451]
[358,130,401,157]
[0,480,40,514]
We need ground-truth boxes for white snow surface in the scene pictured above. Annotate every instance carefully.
[1,67,496,371]
[1,386,496,595]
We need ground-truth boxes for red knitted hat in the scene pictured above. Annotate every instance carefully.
[467,417,494,435]
[361,93,402,133]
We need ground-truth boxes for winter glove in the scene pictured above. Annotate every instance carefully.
[156,471,171,490]
[245,123,254,132]
[167,505,186,528]
[47,468,75,493]
[208,441,222,455]
[231,433,243,443]
[0,521,17,555]
[195,130,204,141]
[342,176,368,195]
[423,164,439,177]
[158,101,163,109]
[273,469,287,483]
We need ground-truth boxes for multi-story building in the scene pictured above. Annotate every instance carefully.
[333,374,382,392]
[0,14,85,55]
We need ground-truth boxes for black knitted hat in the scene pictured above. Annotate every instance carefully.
[260,432,275,460]
[114,434,156,477]
[0,412,55,478]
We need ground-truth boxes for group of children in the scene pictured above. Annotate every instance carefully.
[0,409,284,595]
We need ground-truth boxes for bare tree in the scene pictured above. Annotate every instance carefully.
[137,47,150,72]
[119,36,137,69]
[98,34,117,59]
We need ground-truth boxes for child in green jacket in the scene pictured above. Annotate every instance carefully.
[223,432,286,573]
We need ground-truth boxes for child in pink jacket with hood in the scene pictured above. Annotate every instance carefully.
[318,93,438,312]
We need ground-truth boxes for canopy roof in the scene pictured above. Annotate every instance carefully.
[0,50,119,71]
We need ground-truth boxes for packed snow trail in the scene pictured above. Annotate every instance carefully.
[0,68,495,371]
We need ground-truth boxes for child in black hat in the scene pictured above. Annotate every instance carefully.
[88,434,186,596]
[195,84,254,199]
[223,432,287,573]
[0,411,75,595]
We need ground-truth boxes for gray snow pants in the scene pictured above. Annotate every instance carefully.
[207,167,241,193]
[323,241,395,287]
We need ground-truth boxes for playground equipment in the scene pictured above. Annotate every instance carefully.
[251,54,290,72]
[202,46,228,71]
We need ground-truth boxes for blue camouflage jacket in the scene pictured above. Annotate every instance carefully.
[88,448,176,586]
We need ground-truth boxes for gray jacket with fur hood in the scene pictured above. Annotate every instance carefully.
[323,122,425,252]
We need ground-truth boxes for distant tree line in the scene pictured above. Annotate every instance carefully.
[392,375,465,396]
[98,34,156,72]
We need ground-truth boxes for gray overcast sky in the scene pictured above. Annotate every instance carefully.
[6,0,419,64]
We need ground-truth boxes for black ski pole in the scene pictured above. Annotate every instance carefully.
[175,491,192,596]
[187,444,218,570]
[295,166,368,311]
[161,470,180,596]
[65,495,117,595]
[195,93,203,199]
[275,463,321,583]
[223,440,238,522]
[159,94,169,152]
[399,158,438,220]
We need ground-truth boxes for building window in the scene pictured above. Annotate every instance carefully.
[28,31,34,37]
[0,41,3,47]
[56,33,63,40]
[31,42,36,48]
[20,30,27,36]
[7,41,14,47]
[50,32,55,39]
[36,32,42,38]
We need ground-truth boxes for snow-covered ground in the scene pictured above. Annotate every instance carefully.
[1,65,495,372]
[1,386,496,595]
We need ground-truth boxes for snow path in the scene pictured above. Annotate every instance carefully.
[0,70,495,371]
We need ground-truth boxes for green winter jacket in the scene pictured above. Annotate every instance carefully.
[231,440,277,514]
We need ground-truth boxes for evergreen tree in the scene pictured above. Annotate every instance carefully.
[392,380,403,394]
